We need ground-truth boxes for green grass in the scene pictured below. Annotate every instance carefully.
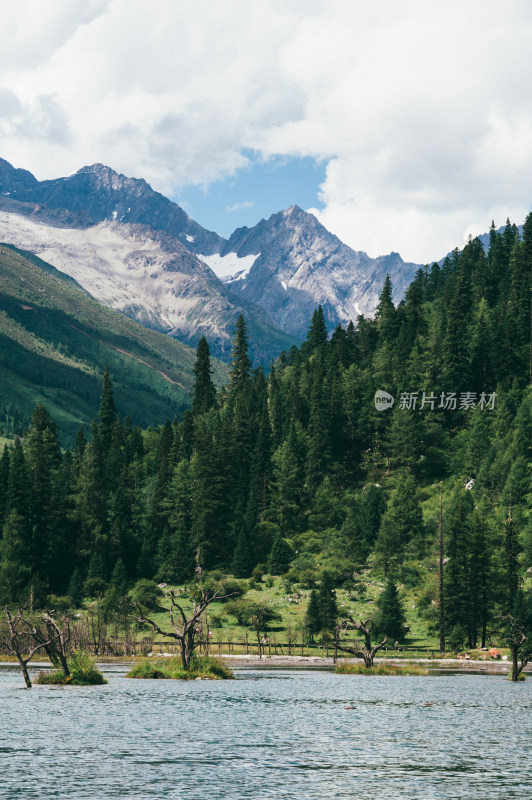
[35,652,107,685]
[127,654,233,680]
[335,663,429,676]
[137,575,441,658]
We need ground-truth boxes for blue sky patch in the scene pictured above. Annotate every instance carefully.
[173,153,327,237]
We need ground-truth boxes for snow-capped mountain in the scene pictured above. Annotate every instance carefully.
[0,158,223,255]
[0,163,295,363]
[209,205,420,339]
[0,157,422,353]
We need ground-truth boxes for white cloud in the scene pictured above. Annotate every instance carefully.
[1,0,532,261]
[226,201,254,213]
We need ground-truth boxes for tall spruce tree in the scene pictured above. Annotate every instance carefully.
[375,474,424,572]
[444,486,474,648]
[305,588,321,640]
[192,337,216,415]
[304,305,328,353]
[317,572,338,633]
[375,275,398,346]
[99,366,116,450]
[231,503,254,578]
[267,533,294,575]
[230,315,252,392]
[374,578,406,642]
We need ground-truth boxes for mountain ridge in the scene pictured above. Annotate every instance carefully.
[0,166,298,364]
[0,156,430,346]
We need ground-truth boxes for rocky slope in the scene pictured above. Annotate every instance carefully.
[0,158,223,255]
[207,205,421,339]
[0,162,296,363]
[0,157,423,349]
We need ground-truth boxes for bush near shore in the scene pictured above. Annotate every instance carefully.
[127,654,233,680]
[35,651,107,685]
[336,663,429,676]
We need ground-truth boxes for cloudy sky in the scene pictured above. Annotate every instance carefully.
[2,0,531,261]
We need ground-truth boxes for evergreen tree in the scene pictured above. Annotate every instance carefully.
[231,507,254,578]
[74,424,107,567]
[468,502,492,647]
[68,567,84,608]
[25,404,62,583]
[99,366,116,449]
[317,572,338,632]
[304,588,321,640]
[469,298,495,393]
[442,260,471,392]
[304,305,328,353]
[0,509,32,603]
[308,477,342,532]
[6,438,29,520]
[84,552,107,597]
[103,557,129,620]
[306,356,331,490]
[0,444,10,525]
[158,459,195,583]
[504,504,519,612]
[190,414,232,568]
[444,486,474,648]
[267,533,294,575]
[375,275,398,346]
[374,578,406,642]
[192,337,216,415]
[270,439,301,535]
[375,474,424,571]
[230,315,252,392]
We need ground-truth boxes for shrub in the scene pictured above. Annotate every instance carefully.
[126,661,170,679]
[35,670,71,685]
[69,651,107,685]
[252,566,265,583]
[46,595,73,613]
[208,614,226,629]
[129,579,164,611]
[189,654,233,679]
[35,652,107,685]
[336,663,429,676]
[127,654,233,680]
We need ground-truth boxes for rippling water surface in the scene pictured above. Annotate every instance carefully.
[0,665,531,799]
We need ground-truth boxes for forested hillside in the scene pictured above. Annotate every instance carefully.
[0,215,530,650]
[0,244,227,443]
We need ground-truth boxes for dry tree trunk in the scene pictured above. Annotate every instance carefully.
[130,585,236,671]
[3,606,61,688]
[336,617,388,668]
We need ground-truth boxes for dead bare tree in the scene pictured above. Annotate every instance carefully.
[336,616,388,668]
[131,584,236,670]
[30,611,71,677]
[501,613,530,682]
[2,605,60,688]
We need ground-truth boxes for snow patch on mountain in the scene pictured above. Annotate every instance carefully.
[199,251,259,280]
[0,210,231,339]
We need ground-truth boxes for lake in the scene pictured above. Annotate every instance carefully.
[0,664,531,799]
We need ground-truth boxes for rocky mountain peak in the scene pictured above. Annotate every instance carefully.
[0,158,38,194]
[74,163,150,196]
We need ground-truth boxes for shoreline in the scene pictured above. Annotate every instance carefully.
[1,654,528,673]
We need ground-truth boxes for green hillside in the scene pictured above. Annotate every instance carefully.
[0,244,227,443]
